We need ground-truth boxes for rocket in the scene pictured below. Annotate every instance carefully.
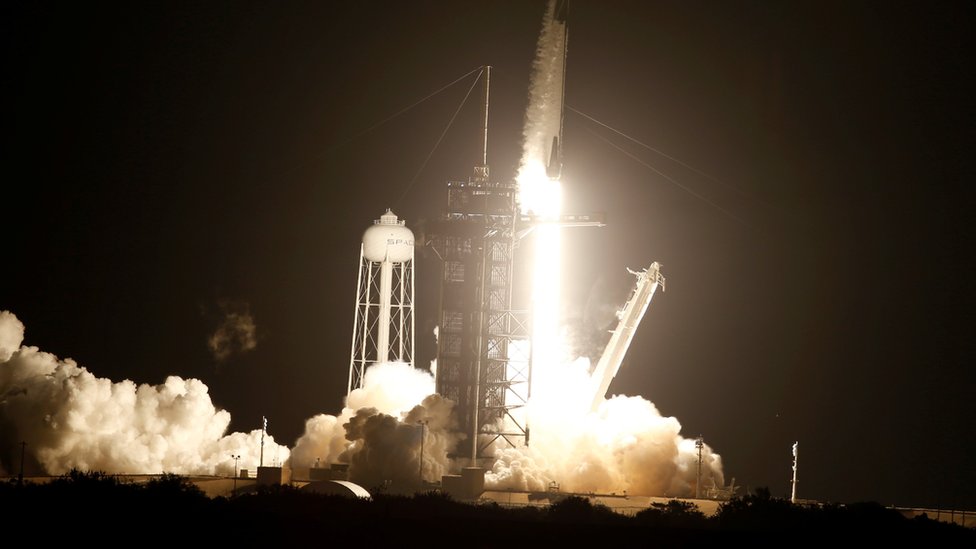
[546,135,562,180]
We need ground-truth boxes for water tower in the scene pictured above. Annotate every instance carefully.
[348,209,415,394]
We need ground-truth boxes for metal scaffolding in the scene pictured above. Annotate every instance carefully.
[432,176,531,463]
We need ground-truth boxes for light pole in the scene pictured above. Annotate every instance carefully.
[18,441,26,484]
[231,454,241,496]
[695,435,704,499]
[418,419,428,486]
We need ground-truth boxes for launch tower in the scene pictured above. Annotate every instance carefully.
[430,67,534,462]
[430,64,603,463]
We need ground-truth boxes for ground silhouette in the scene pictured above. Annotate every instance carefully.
[3,472,971,545]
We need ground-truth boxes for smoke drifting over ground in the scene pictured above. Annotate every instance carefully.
[0,302,719,495]
[0,311,287,476]
[286,353,722,497]
[290,363,460,491]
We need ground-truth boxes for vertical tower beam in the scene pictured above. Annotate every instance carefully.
[377,259,393,363]
[481,66,491,170]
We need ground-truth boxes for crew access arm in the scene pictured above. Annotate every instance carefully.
[589,262,666,411]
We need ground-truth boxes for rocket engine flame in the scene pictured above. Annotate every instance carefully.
[517,0,568,387]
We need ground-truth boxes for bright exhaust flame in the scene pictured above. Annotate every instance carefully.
[515,0,569,373]
[518,162,563,371]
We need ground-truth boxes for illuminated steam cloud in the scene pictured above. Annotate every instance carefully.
[489,357,724,495]
[289,362,459,491]
[0,310,287,476]
[207,300,257,363]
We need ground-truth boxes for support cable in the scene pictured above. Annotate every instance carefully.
[396,68,486,206]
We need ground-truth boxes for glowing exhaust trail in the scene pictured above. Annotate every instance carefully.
[517,0,568,375]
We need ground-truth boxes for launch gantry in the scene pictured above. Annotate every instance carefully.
[429,63,604,464]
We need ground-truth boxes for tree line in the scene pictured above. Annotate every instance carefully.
[3,471,971,544]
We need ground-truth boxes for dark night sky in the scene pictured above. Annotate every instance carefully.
[3,1,973,508]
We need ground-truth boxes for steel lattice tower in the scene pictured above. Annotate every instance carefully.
[432,174,531,463]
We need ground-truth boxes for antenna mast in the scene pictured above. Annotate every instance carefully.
[475,65,491,180]
[260,416,267,467]
[791,441,799,503]
[695,435,704,498]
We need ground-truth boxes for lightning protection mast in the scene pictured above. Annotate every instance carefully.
[791,441,799,503]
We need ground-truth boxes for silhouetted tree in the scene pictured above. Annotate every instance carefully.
[3,475,974,543]
[546,495,621,524]
[635,498,708,529]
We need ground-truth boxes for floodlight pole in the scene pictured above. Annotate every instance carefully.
[19,441,26,484]
[418,419,429,486]
[231,454,241,496]
[695,435,704,499]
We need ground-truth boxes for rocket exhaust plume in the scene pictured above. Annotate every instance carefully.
[0,311,288,476]
[482,0,725,496]
[518,0,567,387]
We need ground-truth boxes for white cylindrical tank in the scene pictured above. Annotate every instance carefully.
[363,209,414,263]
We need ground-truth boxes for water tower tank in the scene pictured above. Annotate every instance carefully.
[363,209,414,263]
[348,209,416,394]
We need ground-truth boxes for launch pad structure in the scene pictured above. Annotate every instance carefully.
[344,0,659,468]
[428,65,533,460]
[428,65,605,463]
[431,172,531,459]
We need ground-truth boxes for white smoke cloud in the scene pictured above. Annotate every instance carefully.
[289,362,460,492]
[484,354,723,496]
[0,310,288,476]
[290,361,439,469]
[346,362,435,414]
[286,336,722,498]
[207,300,257,363]
[0,311,22,363]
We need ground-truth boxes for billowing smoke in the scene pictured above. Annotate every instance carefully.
[0,310,287,476]
[289,362,460,491]
[207,300,257,363]
[485,356,723,496]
